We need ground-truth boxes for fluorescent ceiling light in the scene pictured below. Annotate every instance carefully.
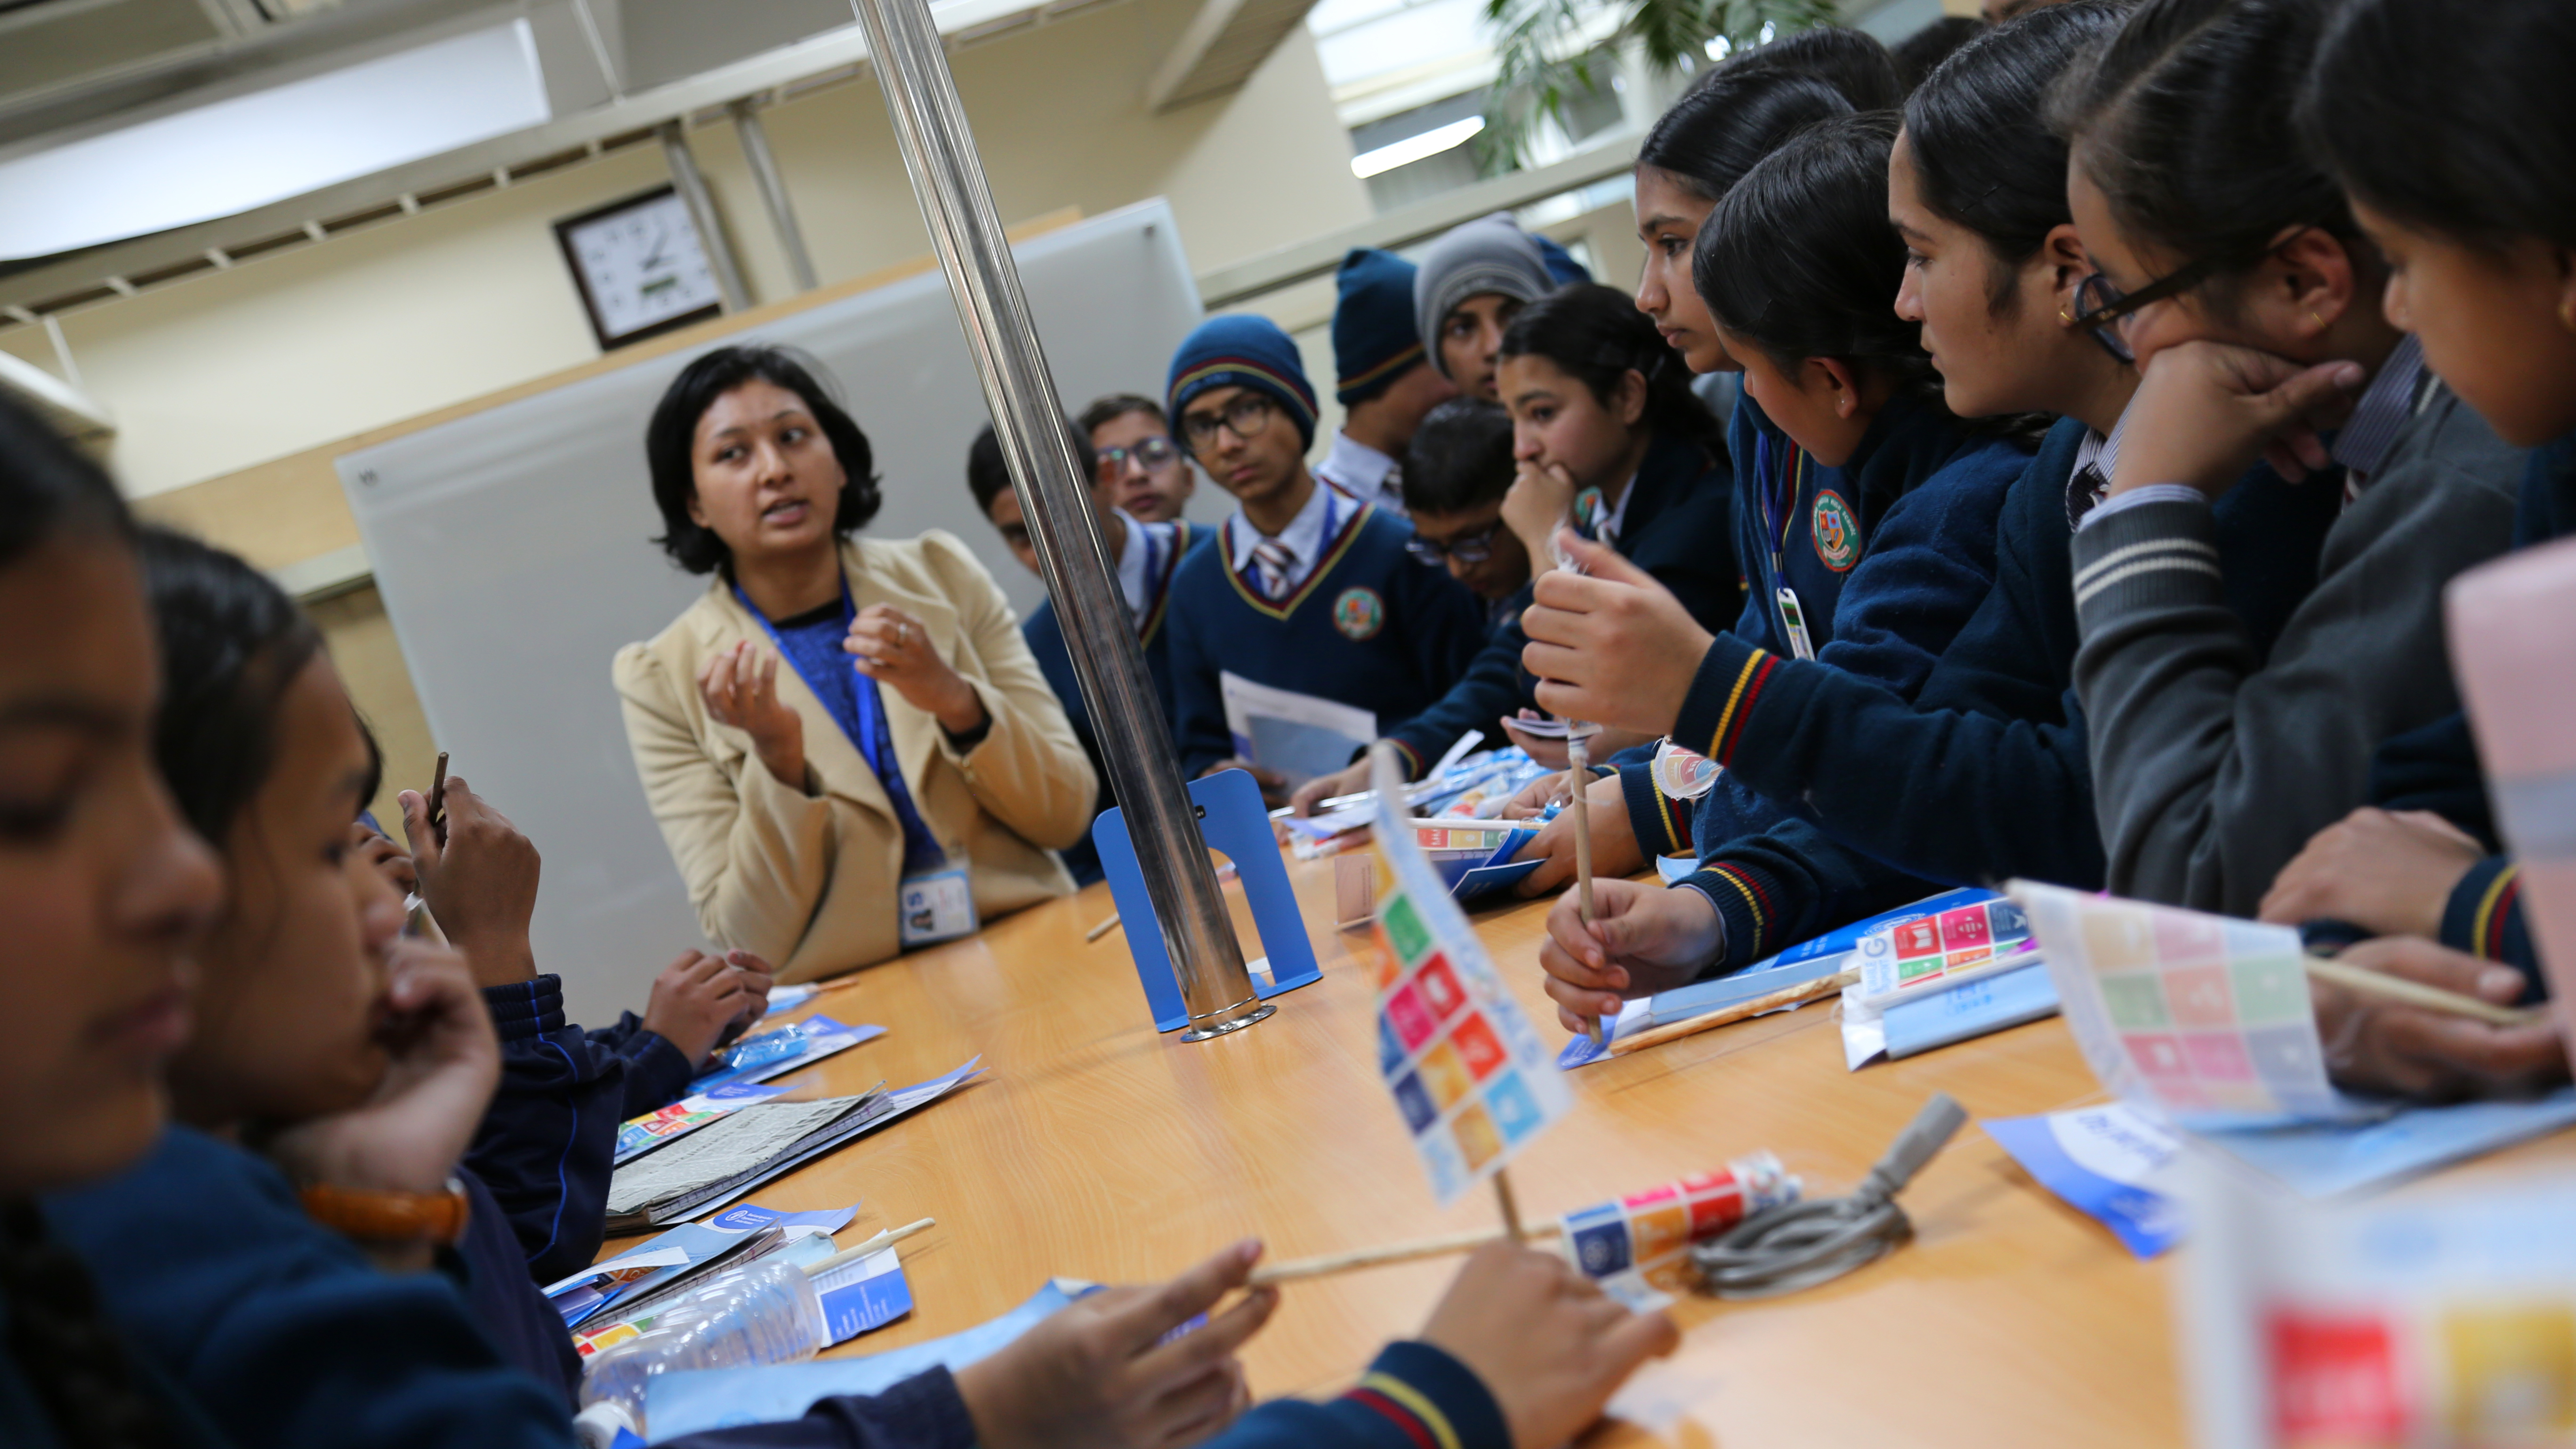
[0,19,550,262]
[1351,115,1485,178]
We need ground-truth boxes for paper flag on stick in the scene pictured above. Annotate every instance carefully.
[2444,536,2576,1038]
[2010,880,2367,1128]
[1367,743,1572,1205]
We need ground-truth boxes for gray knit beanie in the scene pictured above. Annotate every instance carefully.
[1412,213,1558,380]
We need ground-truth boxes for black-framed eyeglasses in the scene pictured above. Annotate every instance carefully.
[1099,436,1180,474]
[1178,394,1275,451]
[1406,521,1504,566]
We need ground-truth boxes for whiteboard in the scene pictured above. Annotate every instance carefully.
[341,199,1208,1023]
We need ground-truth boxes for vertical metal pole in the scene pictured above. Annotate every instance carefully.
[731,100,821,294]
[660,121,752,314]
[846,0,1271,1041]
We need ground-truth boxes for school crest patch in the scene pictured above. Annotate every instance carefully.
[1332,586,1385,640]
[1811,489,1860,572]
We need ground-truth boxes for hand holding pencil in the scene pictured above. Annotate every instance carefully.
[1535,876,1723,1038]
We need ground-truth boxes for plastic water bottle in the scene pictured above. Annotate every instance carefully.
[579,1257,827,1432]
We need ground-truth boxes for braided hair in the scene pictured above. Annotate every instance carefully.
[0,1203,173,1449]
[0,395,175,1449]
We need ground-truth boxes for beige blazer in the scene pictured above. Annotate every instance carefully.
[613,531,1096,983]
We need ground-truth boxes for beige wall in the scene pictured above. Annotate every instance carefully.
[7,0,1367,506]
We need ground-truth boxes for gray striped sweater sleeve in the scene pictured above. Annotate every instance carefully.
[2069,391,2522,916]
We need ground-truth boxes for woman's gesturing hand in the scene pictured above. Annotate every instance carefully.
[848,604,989,738]
[698,640,807,788]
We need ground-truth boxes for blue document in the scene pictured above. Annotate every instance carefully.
[1984,1106,2185,1259]
[648,1280,1097,1438]
[2195,1087,2576,1199]
[1881,962,2060,1059]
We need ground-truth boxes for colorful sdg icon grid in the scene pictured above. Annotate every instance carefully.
[2079,902,2326,1116]
[1371,890,1554,1201]
[2266,1299,2576,1446]
[1887,897,2036,986]
[1562,1155,1798,1291]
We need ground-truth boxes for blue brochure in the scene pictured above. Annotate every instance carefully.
[1984,1106,2185,1259]
[1881,962,2060,1060]
[648,1280,1099,1438]
[2195,1087,2576,1199]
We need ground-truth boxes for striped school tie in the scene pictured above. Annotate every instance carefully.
[1251,539,1298,601]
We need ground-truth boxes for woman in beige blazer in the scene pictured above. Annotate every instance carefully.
[614,346,1096,983]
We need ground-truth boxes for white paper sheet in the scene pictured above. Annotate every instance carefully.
[1219,671,1375,789]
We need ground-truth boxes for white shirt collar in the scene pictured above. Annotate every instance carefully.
[1593,473,1638,548]
[2331,334,2426,486]
[1316,431,1402,516]
[1225,478,1344,595]
[1107,507,1159,623]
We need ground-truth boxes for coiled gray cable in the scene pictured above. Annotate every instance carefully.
[1690,1094,1969,1299]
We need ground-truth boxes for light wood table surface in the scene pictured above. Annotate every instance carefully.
[609,849,2572,1446]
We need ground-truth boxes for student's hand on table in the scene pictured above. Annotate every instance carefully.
[1202,758,1288,809]
[2314,936,2568,1102]
[700,640,807,788]
[2111,339,2367,496]
[398,775,539,987]
[1499,712,1570,769]
[1521,536,1711,738]
[2260,807,2486,939]
[848,604,989,737]
[1418,1242,1678,1449]
[1511,773,1642,898]
[954,1240,1278,1449]
[1538,878,1719,1033]
[1289,759,1373,817]
[642,949,765,1066]
[1501,460,1577,579]
[264,941,500,1271]
[716,948,775,1045]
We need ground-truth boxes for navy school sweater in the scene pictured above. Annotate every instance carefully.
[48,1128,1514,1449]
[470,974,696,1288]
[1168,501,1487,776]
[1023,520,1213,884]
[1674,419,2340,954]
[1618,389,2031,858]
[1384,430,1740,775]
[2364,432,2576,994]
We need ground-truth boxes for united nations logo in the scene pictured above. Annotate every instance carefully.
[1811,489,1860,572]
[1332,586,1385,640]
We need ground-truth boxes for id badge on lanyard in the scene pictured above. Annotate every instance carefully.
[1754,434,1815,660]
[898,860,976,947]
[1776,586,1817,660]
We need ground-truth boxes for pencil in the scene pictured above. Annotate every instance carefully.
[1607,968,1861,1056]
[1566,733,1607,1051]
[1249,1221,1563,1285]
[804,1216,936,1278]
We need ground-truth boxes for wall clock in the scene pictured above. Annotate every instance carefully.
[553,185,726,350]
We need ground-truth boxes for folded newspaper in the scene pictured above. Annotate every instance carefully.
[604,1058,983,1231]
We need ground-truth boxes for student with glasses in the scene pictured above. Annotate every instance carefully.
[1159,316,1486,803]
[965,418,1212,886]
[2049,0,2524,919]
[1081,393,1196,523]
[1401,399,1532,615]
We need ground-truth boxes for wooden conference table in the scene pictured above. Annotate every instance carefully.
[601,847,2566,1447]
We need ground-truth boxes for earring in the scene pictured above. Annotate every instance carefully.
[2059,301,2076,324]
[2310,308,2329,330]
[2559,294,2576,333]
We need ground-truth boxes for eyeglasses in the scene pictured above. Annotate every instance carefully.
[1099,436,1181,475]
[2067,242,2273,364]
[1406,521,1504,565]
[1178,394,1275,451]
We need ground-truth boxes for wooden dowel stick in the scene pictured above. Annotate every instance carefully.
[1609,968,1860,1057]
[1249,1221,1564,1286]
[1086,862,1238,944]
[1566,735,1607,1050]
[2303,954,2546,1027]
[1491,1167,1525,1243]
[805,1216,936,1278]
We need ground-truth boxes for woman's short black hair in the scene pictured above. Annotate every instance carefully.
[1638,66,1854,205]
[137,526,327,847]
[0,393,130,573]
[646,345,883,575]
[2299,0,2576,254]
[1697,111,1932,394]
[2050,0,2352,301]
[1498,282,1724,459]
[1401,399,1516,516]
[1905,0,2133,311]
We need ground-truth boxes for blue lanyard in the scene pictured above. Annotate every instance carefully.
[732,579,945,871]
[1752,434,1805,583]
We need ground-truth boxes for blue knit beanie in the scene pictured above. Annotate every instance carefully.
[1165,314,1319,451]
[1331,248,1425,407]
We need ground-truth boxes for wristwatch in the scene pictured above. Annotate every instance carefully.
[298,1176,472,1246]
